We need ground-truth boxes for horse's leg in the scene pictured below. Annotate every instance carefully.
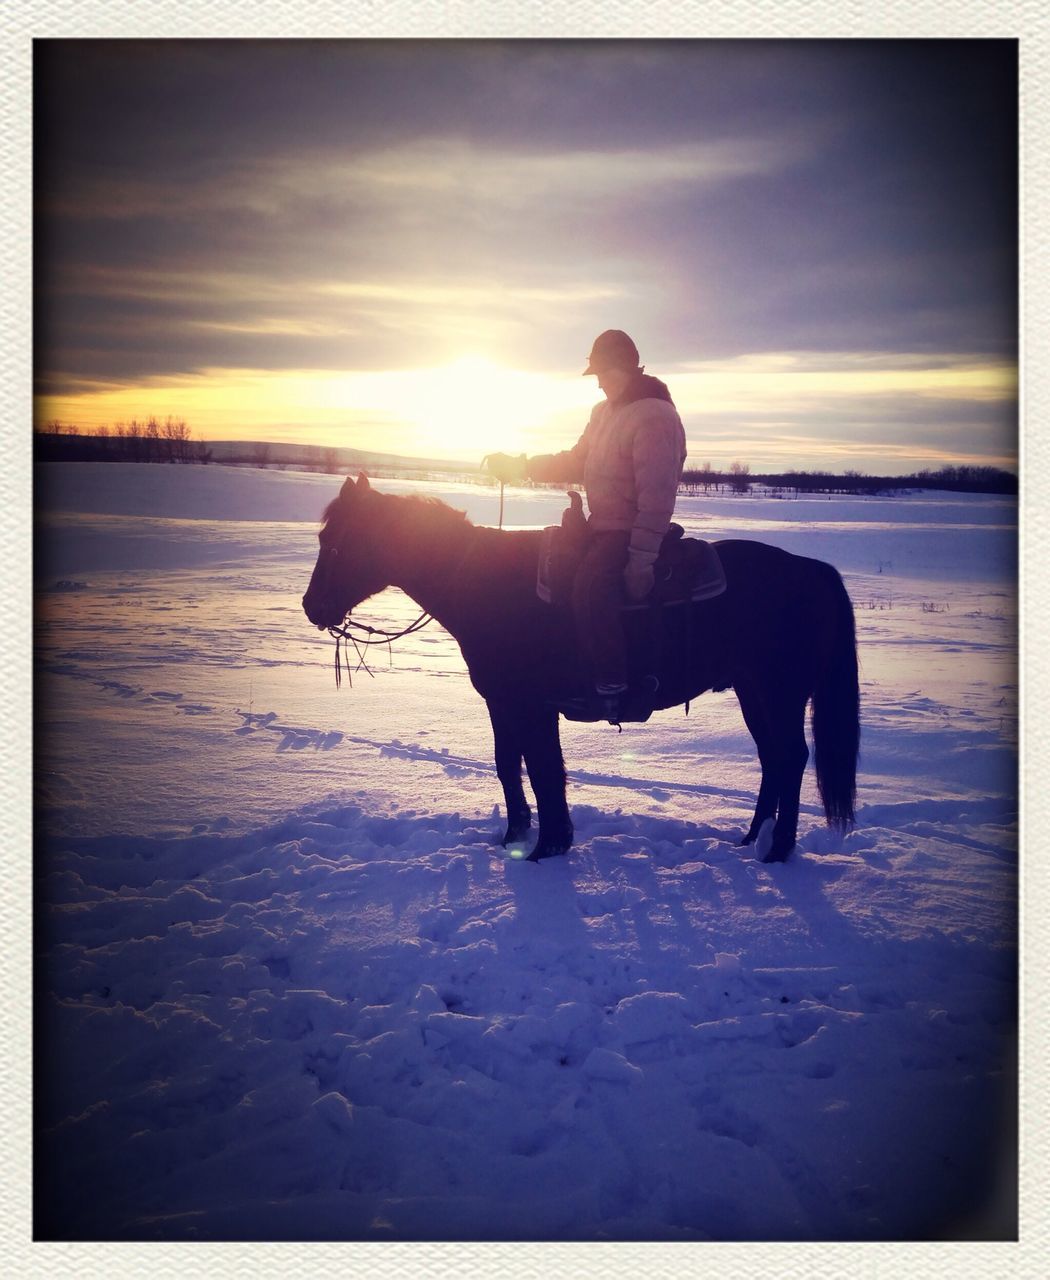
[734,675,780,846]
[734,674,810,862]
[487,699,531,846]
[520,707,574,861]
[763,683,811,863]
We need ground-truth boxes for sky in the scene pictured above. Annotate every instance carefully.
[34,39,1018,474]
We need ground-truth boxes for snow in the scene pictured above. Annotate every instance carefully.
[34,461,1017,1242]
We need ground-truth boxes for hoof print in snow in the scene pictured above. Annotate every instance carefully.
[581,1047,644,1086]
[313,1091,355,1134]
[272,724,343,752]
[419,907,456,943]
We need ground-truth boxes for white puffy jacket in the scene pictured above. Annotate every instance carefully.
[528,378,687,565]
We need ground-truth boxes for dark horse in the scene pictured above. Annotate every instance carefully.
[302,474,860,863]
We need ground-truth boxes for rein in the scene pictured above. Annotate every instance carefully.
[328,610,436,688]
[327,480,507,689]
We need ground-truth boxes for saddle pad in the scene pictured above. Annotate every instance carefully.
[537,526,727,608]
[632,536,727,610]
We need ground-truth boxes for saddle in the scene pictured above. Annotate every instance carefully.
[536,490,727,610]
[537,492,727,726]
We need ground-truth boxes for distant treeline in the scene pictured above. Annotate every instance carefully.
[33,425,440,475]
[35,423,1017,496]
[679,462,1017,496]
[34,419,212,464]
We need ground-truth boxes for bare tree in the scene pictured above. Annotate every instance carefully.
[124,419,143,462]
[144,416,162,462]
[163,415,191,463]
[729,460,751,494]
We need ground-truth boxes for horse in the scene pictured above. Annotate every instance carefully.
[302,474,860,864]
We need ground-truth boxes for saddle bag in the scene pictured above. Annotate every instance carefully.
[536,491,727,610]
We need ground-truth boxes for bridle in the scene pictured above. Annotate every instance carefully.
[324,480,507,688]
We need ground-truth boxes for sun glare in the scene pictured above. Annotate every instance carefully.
[364,355,591,459]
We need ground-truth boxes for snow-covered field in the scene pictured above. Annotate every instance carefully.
[34,462,1018,1242]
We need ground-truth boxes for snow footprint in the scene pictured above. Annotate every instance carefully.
[418,907,456,944]
[237,709,343,751]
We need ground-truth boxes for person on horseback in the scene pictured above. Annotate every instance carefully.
[485,329,687,714]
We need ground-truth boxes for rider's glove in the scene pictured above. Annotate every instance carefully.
[624,547,656,602]
[481,452,529,484]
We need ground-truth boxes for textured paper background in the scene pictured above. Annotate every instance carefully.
[3,3,1045,1274]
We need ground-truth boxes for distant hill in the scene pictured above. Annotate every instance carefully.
[206,440,474,475]
[33,429,480,475]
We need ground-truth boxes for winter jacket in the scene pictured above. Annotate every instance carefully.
[527,373,687,565]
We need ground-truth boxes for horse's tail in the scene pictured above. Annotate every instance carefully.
[810,563,860,827]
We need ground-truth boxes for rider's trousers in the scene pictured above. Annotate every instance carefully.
[571,529,631,690]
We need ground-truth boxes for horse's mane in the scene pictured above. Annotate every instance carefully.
[321,487,475,531]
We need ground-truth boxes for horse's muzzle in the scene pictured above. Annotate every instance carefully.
[302,593,336,630]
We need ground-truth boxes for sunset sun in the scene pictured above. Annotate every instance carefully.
[369,355,586,459]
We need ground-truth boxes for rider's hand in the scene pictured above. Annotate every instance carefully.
[482,452,528,484]
[624,550,656,602]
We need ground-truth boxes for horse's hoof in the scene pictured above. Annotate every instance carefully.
[502,825,531,847]
[761,842,796,864]
[525,835,573,862]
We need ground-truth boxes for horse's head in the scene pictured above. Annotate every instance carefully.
[302,472,392,630]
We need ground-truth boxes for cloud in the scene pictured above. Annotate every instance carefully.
[671,351,1017,404]
[37,259,628,393]
[47,135,808,226]
[659,350,1016,467]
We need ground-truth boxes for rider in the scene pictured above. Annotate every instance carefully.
[485,330,687,712]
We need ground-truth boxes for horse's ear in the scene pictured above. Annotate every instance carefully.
[356,471,370,491]
[340,475,356,498]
